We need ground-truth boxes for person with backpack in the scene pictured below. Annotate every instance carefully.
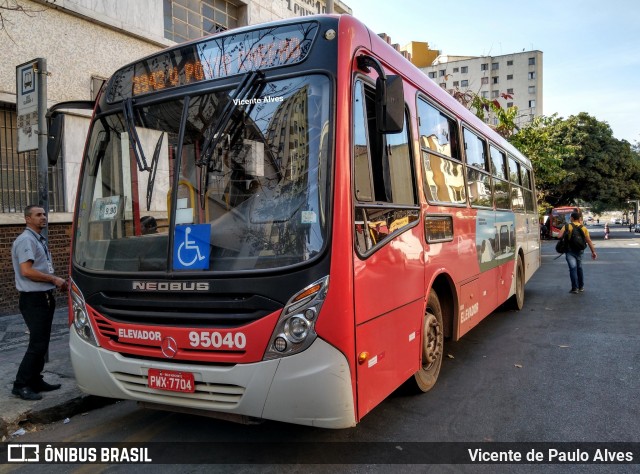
[558,212,598,294]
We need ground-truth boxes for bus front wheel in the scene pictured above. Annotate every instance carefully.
[413,290,444,392]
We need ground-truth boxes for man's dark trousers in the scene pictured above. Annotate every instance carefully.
[14,291,55,389]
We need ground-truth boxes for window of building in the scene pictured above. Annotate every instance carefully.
[507,88,514,94]
[481,91,488,98]
[440,83,446,89]
[491,90,499,98]
[529,100,536,108]
[481,63,488,71]
[453,67,459,73]
[528,86,536,94]
[491,62,499,70]
[528,71,536,80]
[507,74,513,80]
[481,77,489,85]
[528,57,536,65]
[439,69,447,76]
[461,66,468,73]
[453,81,459,87]
[0,104,65,212]
[164,0,240,43]
[492,76,499,84]
[507,60,514,66]
[507,102,513,108]
[429,71,437,79]
[461,79,469,87]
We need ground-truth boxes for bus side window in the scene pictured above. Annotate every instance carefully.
[490,145,511,210]
[463,128,492,208]
[508,155,525,211]
[354,81,374,202]
[353,79,418,254]
[417,98,465,205]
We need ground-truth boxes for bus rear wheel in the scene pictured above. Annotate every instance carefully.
[413,290,444,393]
[507,256,525,310]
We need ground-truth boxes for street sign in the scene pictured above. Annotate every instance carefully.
[16,59,41,153]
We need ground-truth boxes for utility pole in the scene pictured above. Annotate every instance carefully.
[36,58,49,239]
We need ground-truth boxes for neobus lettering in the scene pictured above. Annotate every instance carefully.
[132,281,210,291]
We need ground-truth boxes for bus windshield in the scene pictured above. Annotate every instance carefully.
[74,74,331,273]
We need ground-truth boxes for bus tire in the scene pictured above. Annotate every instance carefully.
[507,256,525,310]
[413,290,444,393]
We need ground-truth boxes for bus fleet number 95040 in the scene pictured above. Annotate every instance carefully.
[188,331,247,350]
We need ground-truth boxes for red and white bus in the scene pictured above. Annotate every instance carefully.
[547,206,580,238]
[57,14,540,428]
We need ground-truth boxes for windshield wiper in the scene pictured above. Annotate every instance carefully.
[122,98,150,172]
[146,132,164,210]
[199,70,265,207]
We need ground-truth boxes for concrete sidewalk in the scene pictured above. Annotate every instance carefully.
[0,307,110,440]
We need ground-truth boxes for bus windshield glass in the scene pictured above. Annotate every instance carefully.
[74,74,331,273]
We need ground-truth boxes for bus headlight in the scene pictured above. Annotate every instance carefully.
[70,280,98,346]
[285,316,309,343]
[263,276,328,360]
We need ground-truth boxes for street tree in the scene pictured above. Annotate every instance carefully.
[520,112,640,213]
[508,114,572,210]
[451,89,519,139]
[0,1,56,37]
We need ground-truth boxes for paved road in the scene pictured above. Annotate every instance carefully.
[3,225,639,472]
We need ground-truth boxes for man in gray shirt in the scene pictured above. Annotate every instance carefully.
[11,205,68,400]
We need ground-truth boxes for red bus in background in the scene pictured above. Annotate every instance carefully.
[54,14,541,428]
[547,206,580,238]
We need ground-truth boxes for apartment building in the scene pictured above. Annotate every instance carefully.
[0,0,350,314]
[420,50,544,130]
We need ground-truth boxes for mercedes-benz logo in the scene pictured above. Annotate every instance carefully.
[161,337,178,359]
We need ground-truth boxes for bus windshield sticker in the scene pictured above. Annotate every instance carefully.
[173,224,211,271]
[107,22,319,102]
[90,196,121,221]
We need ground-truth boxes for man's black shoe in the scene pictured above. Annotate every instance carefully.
[12,386,43,401]
[32,380,62,393]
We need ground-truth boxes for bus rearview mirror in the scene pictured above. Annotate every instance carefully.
[47,113,64,166]
[375,74,404,134]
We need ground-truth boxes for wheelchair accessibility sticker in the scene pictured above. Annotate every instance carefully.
[173,224,211,270]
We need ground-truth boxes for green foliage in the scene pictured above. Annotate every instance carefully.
[449,87,640,212]
[470,94,518,139]
[510,112,640,212]
[508,114,571,209]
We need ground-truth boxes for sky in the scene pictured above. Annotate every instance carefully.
[343,0,640,144]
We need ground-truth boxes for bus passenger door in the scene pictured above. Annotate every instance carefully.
[351,78,424,419]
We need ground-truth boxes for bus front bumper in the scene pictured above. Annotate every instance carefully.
[69,330,356,428]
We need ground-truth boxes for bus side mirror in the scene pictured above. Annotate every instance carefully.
[46,100,96,166]
[47,112,64,166]
[375,74,404,134]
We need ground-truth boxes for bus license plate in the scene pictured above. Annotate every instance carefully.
[148,368,195,393]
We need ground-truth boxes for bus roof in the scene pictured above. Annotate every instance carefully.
[105,13,531,168]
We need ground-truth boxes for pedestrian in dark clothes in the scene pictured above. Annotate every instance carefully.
[11,205,68,400]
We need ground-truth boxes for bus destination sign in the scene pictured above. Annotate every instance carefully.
[107,22,319,102]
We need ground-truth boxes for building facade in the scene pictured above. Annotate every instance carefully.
[0,0,350,315]
[420,51,544,130]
